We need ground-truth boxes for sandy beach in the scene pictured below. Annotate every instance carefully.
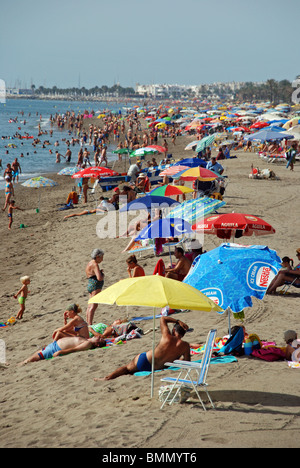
[1,115,300,449]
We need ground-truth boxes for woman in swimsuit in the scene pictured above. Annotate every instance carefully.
[266,249,300,294]
[2,177,14,211]
[52,303,89,341]
[85,249,104,325]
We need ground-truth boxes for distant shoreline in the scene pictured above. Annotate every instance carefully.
[5,95,149,104]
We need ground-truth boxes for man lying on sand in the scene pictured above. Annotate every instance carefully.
[19,335,106,365]
[94,316,190,381]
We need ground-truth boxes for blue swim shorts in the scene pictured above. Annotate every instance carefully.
[136,352,152,372]
[39,341,62,360]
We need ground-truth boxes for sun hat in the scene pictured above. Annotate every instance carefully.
[284,330,297,344]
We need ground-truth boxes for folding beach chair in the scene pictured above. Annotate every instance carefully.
[89,180,99,202]
[160,328,217,410]
[280,277,300,295]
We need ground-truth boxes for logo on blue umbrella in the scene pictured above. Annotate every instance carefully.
[246,262,278,292]
[200,287,224,310]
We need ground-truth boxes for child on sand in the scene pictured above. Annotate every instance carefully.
[13,276,30,319]
[7,200,24,230]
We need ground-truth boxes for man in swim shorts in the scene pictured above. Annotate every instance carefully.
[95,316,190,380]
[19,335,106,365]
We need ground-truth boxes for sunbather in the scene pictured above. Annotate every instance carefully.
[94,316,190,380]
[52,303,89,341]
[19,335,106,365]
[267,249,300,294]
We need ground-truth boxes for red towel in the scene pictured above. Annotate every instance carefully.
[153,259,165,276]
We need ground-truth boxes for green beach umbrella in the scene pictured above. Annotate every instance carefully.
[196,135,216,153]
[130,147,158,158]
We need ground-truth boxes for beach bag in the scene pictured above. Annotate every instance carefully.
[251,347,285,361]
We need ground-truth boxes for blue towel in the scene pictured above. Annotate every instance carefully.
[218,327,244,355]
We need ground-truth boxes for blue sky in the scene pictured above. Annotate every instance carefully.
[0,0,299,89]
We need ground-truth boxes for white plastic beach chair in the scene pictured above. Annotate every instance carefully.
[89,180,99,202]
[160,328,217,410]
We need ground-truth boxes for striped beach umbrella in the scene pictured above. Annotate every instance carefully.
[173,166,219,182]
[196,135,216,153]
[159,165,189,177]
[166,196,226,224]
[149,184,194,197]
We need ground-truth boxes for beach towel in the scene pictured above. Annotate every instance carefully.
[153,259,165,276]
[134,355,237,376]
[154,238,166,256]
[251,347,285,361]
[218,327,245,355]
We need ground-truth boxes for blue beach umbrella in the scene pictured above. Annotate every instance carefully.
[135,217,193,263]
[173,158,207,168]
[135,217,192,241]
[184,243,281,313]
[246,129,293,142]
[119,195,179,212]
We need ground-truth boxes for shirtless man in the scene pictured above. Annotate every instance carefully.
[95,316,190,380]
[19,335,106,365]
[65,148,72,163]
[165,247,192,281]
[11,158,22,183]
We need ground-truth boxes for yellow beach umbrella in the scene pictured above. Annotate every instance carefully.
[89,275,222,311]
[89,275,222,397]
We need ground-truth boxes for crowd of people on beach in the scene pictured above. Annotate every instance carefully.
[2,102,300,376]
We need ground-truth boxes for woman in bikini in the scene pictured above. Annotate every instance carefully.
[2,176,14,211]
[52,304,89,341]
[85,249,104,325]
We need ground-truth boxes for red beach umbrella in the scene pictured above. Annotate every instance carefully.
[192,213,276,240]
[232,126,251,132]
[250,122,270,129]
[147,145,167,153]
[175,166,219,181]
[72,166,118,179]
[159,165,190,176]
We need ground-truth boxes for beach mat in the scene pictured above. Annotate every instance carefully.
[134,355,237,376]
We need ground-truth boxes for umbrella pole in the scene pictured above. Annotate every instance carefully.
[228,307,231,336]
[168,245,172,265]
[38,188,41,213]
[151,307,156,398]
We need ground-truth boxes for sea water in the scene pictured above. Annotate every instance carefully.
[0,98,131,190]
